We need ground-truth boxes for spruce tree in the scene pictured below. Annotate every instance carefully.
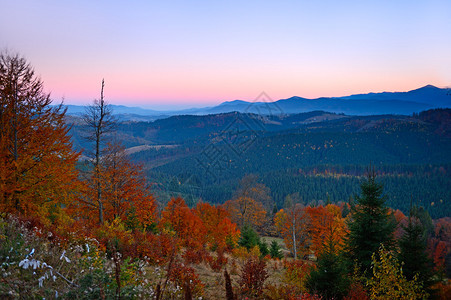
[269,240,283,259]
[258,239,269,257]
[398,206,435,294]
[306,239,350,299]
[238,225,260,250]
[346,167,396,274]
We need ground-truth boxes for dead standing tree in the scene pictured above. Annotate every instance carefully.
[82,79,116,224]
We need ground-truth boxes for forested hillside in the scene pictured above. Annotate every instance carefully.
[68,109,451,218]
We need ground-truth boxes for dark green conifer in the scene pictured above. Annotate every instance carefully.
[238,225,260,250]
[398,206,435,294]
[258,239,269,257]
[269,240,283,259]
[306,239,350,299]
[346,167,396,274]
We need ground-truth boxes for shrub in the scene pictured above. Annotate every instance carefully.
[168,260,204,298]
[208,249,228,272]
[239,257,268,298]
[282,259,311,294]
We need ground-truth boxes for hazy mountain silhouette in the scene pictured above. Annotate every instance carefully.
[64,85,451,119]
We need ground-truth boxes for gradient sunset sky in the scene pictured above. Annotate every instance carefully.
[1,0,450,109]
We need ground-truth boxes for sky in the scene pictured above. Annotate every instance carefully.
[1,0,451,109]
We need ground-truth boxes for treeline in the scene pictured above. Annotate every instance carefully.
[150,164,451,219]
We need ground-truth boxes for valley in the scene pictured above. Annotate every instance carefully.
[69,108,451,219]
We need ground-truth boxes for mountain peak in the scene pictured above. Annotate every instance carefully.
[220,100,247,105]
[418,84,439,90]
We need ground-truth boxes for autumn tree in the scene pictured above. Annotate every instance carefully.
[194,202,240,251]
[161,197,207,263]
[0,52,79,219]
[101,142,157,230]
[346,168,396,274]
[306,204,347,256]
[238,257,268,298]
[82,79,116,224]
[274,201,309,259]
[233,174,273,211]
[367,245,428,299]
[222,175,271,231]
[430,218,451,277]
[223,196,266,230]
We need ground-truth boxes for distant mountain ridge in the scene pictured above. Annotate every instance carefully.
[341,85,450,105]
[63,85,451,119]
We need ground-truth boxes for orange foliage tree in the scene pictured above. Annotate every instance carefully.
[0,52,79,220]
[161,197,207,261]
[223,196,266,229]
[305,204,347,256]
[222,175,270,230]
[101,142,157,230]
[274,203,310,258]
[194,202,240,251]
[73,142,157,230]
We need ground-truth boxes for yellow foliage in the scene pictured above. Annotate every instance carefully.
[232,246,250,259]
[250,245,261,258]
[367,245,428,300]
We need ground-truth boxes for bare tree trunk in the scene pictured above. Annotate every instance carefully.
[224,269,235,300]
[184,280,192,300]
[96,80,105,224]
[12,80,19,210]
[84,79,115,225]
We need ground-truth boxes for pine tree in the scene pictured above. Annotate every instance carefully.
[346,167,396,275]
[398,206,435,295]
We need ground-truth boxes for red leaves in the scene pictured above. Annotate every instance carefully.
[161,197,206,248]
[194,202,240,251]
[168,260,205,297]
[239,257,268,297]
[427,217,451,272]
[130,230,176,265]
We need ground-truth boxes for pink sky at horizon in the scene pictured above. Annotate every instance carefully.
[2,1,450,110]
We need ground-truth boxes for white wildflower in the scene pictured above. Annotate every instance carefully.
[38,276,44,287]
[26,248,35,258]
